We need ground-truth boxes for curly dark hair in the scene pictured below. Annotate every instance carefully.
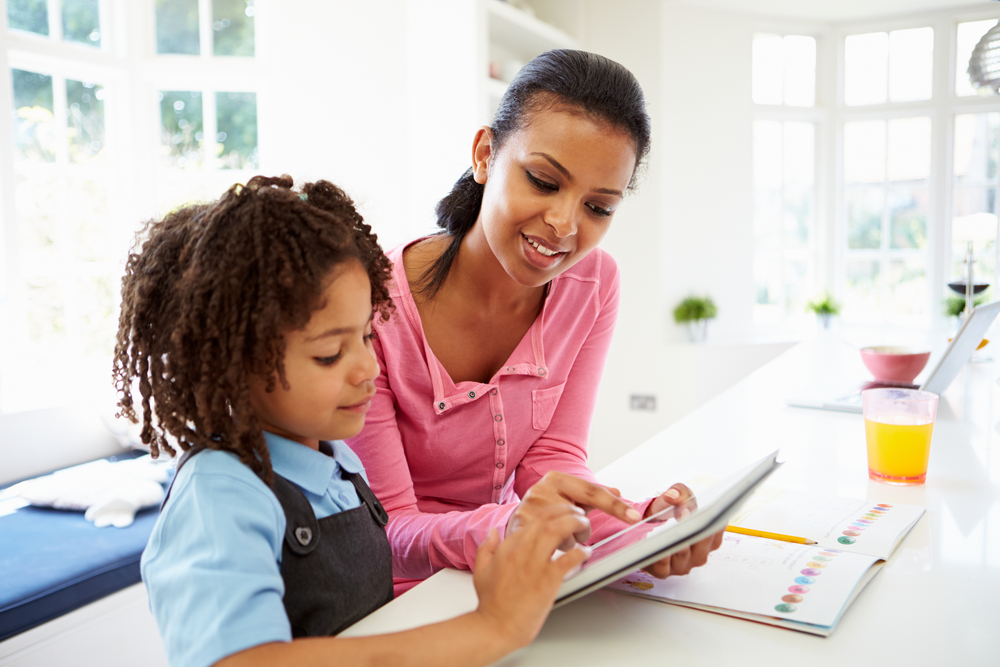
[112,175,393,483]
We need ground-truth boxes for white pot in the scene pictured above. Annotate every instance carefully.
[685,319,709,343]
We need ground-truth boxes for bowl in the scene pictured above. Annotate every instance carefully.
[859,346,931,384]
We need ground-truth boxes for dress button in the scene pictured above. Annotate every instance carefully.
[507,366,515,372]
[496,463,504,469]
[438,402,445,410]
[537,367,546,376]
[295,527,312,546]
[494,414,502,422]
[468,391,476,399]
[495,485,502,490]
[497,439,505,446]
[490,388,497,395]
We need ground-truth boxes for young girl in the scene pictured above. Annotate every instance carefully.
[345,49,724,593]
[113,175,598,667]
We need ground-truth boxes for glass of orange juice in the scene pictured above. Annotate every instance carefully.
[862,388,939,485]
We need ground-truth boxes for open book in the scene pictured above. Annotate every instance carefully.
[606,485,924,636]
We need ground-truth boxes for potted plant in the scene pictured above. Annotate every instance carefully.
[944,292,988,325]
[806,292,841,329]
[673,295,717,343]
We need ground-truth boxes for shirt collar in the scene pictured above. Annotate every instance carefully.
[262,431,363,496]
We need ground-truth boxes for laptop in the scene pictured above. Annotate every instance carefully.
[787,300,1000,413]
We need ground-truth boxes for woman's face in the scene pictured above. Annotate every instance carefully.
[472,107,637,288]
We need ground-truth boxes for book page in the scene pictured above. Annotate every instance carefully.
[607,533,881,631]
[678,478,924,559]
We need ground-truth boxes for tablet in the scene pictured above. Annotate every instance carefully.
[554,450,782,606]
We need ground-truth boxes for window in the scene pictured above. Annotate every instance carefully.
[1,1,263,414]
[844,28,933,106]
[842,117,931,324]
[752,33,818,328]
[953,113,1000,296]
[753,120,817,325]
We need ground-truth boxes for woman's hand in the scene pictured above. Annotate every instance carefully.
[639,483,724,579]
[473,504,592,650]
[506,471,642,551]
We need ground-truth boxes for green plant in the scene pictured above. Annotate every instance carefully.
[944,292,988,318]
[673,295,717,323]
[806,292,841,316]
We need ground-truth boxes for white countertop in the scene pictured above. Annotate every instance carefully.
[341,334,1000,665]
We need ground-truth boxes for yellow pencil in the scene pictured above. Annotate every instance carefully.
[725,525,817,545]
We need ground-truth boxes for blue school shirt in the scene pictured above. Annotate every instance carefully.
[140,432,367,667]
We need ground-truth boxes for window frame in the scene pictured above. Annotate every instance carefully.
[0,0,265,414]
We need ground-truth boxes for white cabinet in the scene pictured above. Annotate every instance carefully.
[479,0,583,122]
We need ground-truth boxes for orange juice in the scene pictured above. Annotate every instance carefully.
[864,418,934,484]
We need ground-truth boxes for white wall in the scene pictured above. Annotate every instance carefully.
[582,1,791,470]
[263,0,482,251]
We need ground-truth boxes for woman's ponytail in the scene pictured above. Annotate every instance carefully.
[415,168,483,297]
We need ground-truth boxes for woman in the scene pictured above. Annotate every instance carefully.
[347,49,721,593]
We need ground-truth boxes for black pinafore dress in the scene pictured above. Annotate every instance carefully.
[163,442,394,637]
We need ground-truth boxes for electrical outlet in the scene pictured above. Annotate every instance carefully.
[629,394,656,411]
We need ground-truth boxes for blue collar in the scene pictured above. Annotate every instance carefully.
[262,431,363,496]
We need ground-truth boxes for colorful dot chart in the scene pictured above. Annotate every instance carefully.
[604,494,924,634]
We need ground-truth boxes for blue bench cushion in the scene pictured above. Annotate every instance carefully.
[0,486,160,641]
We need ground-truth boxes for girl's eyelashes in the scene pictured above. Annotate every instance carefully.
[526,170,558,192]
[314,353,342,366]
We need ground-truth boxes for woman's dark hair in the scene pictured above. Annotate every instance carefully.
[418,48,652,296]
[112,175,393,483]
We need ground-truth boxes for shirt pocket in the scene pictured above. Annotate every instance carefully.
[532,382,567,431]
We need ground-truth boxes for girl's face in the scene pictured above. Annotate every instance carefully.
[248,260,379,450]
[472,108,637,288]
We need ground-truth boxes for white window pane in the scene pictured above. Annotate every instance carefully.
[844,120,886,183]
[62,0,102,47]
[889,27,933,102]
[15,165,59,268]
[783,122,814,188]
[957,20,998,97]
[754,254,782,305]
[783,188,812,250]
[887,117,931,181]
[753,120,782,188]
[215,91,258,170]
[754,188,782,250]
[887,258,926,316]
[783,35,816,107]
[159,90,204,168]
[844,259,881,320]
[212,0,255,57]
[845,32,888,106]
[156,0,200,55]
[952,186,996,219]
[67,79,106,166]
[784,260,813,313]
[954,112,1000,183]
[12,69,56,164]
[889,186,928,250]
[753,34,784,105]
[846,186,884,249]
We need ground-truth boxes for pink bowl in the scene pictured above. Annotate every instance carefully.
[859,346,931,384]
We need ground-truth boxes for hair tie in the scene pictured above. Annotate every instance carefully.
[298,193,308,201]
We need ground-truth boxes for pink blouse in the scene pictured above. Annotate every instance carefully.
[347,240,645,593]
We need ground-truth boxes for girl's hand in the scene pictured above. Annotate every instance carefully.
[506,471,642,550]
[473,504,592,650]
[640,483,724,578]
